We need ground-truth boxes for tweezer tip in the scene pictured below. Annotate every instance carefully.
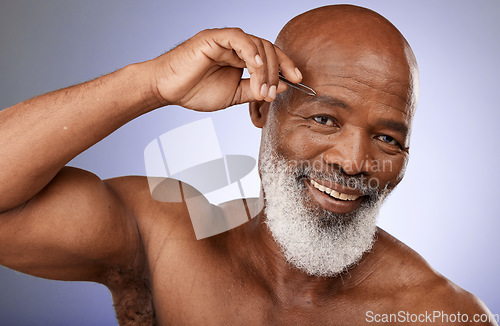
[278,73,317,96]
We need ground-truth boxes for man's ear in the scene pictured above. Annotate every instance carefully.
[249,101,270,128]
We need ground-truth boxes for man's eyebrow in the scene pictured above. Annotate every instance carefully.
[304,95,350,111]
[377,119,409,135]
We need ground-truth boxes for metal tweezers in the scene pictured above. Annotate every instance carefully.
[278,72,317,96]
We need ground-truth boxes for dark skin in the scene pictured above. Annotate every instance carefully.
[0,5,495,325]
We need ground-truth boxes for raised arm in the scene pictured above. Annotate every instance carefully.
[0,28,301,282]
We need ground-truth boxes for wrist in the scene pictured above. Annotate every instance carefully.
[125,61,169,113]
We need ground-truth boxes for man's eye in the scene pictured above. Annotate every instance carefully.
[377,135,400,146]
[312,116,336,127]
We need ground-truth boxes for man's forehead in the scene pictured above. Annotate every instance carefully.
[272,5,419,123]
[276,5,408,48]
[276,5,417,83]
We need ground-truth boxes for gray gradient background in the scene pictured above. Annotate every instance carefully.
[1,0,499,324]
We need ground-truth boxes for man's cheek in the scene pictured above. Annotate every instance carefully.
[278,133,314,161]
[376,155,408,190]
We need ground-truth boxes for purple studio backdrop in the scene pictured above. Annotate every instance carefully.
[1,0,499,324]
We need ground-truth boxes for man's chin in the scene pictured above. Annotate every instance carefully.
[297,187,374,230]
[264,192,381,277]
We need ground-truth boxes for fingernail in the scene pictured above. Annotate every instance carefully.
[255,54,263,66]
[295,67,302,79]
[268,85,277,99]
[260,83,268,97]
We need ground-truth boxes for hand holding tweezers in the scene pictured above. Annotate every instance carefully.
[278,72,317,96]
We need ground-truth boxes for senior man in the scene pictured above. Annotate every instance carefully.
[0,4,495,325]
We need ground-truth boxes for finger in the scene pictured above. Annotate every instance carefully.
[215,50,246,68]
[232,78,271,105]
[276,80,289,94]
[213,49,247,69]
[274,46,303,84]
[231,78,290,106]
[261,40,280,102]
[205,28,264,71]
[247,36,269,101]
[205,28,268,100]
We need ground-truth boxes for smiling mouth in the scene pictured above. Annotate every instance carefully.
[309,179,361,201]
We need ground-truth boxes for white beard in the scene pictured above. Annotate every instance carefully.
[259,128,389,277]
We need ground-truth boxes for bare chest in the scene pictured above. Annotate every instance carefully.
[147,267,379,325]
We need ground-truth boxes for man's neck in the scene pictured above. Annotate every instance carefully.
[235,211,380,304]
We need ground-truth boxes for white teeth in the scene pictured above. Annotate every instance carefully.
[330,189,340,198]
[310,180,360,201]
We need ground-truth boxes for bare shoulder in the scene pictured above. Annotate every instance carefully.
[104,175,235,262]
[105,176,198,241]
[369,228,497,325]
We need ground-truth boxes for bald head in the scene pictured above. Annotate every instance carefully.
[275,5,418,117]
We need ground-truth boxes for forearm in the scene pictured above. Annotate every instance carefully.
[0,28,300,213]
[0,61,161,211]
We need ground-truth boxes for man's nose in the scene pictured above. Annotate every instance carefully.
[321,129,373,175]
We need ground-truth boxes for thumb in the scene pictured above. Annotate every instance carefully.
[231,79,289,105]
[230,79,254,105]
